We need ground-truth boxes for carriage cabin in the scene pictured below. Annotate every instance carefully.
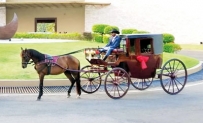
[118,34,163,79]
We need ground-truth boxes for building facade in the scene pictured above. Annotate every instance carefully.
[1,0,203,44]
[0,0,110,33]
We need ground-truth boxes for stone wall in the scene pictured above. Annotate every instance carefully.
[0,7,6,26]
[85,0,203,44]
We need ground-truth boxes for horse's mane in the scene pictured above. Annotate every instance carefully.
[28,49,45,61]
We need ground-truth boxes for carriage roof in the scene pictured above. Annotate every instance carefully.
[120,33,163,55]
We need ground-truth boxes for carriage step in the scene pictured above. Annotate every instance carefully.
[0,86,72,94]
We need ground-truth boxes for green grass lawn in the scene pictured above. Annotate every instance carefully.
[180,44,203,50]
[0,41,199,79]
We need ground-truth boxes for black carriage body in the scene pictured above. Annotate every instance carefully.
[119,34,163,79]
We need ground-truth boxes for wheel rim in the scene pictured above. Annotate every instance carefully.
[131,78,153,90]
[80,65,101,93]
[160,59,187,95]
[104,68,130,99]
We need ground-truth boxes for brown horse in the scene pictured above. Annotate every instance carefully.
[20,48,81,100]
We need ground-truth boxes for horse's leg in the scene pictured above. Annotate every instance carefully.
[72,72,81,98]
[64,71,75,98]
[37,74,44,101]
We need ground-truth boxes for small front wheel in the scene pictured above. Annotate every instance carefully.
[160,58,187,95]
[104,67,130,99]
[80,65,101,94]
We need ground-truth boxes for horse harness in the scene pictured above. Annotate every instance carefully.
[37,54,59,75]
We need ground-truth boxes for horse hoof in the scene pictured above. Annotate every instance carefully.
[67,94,71,98]
[36,98,41,101]
[76,95,81,99]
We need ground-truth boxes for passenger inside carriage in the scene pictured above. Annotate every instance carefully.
[98,29,121,61]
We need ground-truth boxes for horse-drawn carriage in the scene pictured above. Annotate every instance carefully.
[81,34,187,99]
[21,33,187,100]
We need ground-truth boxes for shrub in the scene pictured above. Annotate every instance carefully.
[132,30,150,34]
[92,33,103,43]
[103,26,119,34]
[82,32,93,41]
[13,32,83,40]
[164,43,182,53]
[122,28,137,34]
[103,34,110,44]
[92,24,109,34]
[163,33,175,44]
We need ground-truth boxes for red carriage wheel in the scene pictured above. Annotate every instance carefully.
[104,67,130,99]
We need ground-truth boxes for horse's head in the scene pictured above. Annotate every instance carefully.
[20,47,31,69]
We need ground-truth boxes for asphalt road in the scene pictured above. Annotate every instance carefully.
[178,49,203,61]
[0,82,203,123]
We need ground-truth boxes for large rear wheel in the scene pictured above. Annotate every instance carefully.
[80,65,101,94]
[160,58,187,95]
[104,68,130,99]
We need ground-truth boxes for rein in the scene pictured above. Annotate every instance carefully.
[59,49,85,56]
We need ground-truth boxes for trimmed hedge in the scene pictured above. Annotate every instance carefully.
[92,33,103,43]
[92,24,109,34]
[163,33,175,44]
[103,34,111,44]
[164,43,182,53]
[122,28,137,34]
[14,32,83,40]
[104,26,119,34]
[132,30,150,34]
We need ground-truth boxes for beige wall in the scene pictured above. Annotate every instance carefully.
[0,7,6,26]
[7,7,85,33]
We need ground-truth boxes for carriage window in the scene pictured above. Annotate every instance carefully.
[140,38,153,54]
[129,39,135,55]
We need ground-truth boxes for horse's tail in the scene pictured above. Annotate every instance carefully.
[76,63,81,96]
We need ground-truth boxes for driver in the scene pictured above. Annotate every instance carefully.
[99,29,121,61]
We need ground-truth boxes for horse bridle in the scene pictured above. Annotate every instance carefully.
[22,50,33,65]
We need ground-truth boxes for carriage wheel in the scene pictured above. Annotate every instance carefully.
[160,58,187,95]
[131,78,153,90]
[80,65,101,94]
[104,68,130,99]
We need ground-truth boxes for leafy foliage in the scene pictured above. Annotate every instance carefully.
[103,26,119,34]
[164,43,182,53]
[14,32,83,40]
[132,30,150,34]
[163,33,175,44]
[122,28,137,34]
[92,33,103,43]
[92,24,109,34]
[103,34,111,44]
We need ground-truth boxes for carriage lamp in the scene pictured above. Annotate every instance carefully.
[121,38,126,52]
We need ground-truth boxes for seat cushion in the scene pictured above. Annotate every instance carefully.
[112,48,124,53]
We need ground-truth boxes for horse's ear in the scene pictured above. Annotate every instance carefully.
[21,47,23,51]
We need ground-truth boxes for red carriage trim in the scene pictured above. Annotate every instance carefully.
[136,56,149,69]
